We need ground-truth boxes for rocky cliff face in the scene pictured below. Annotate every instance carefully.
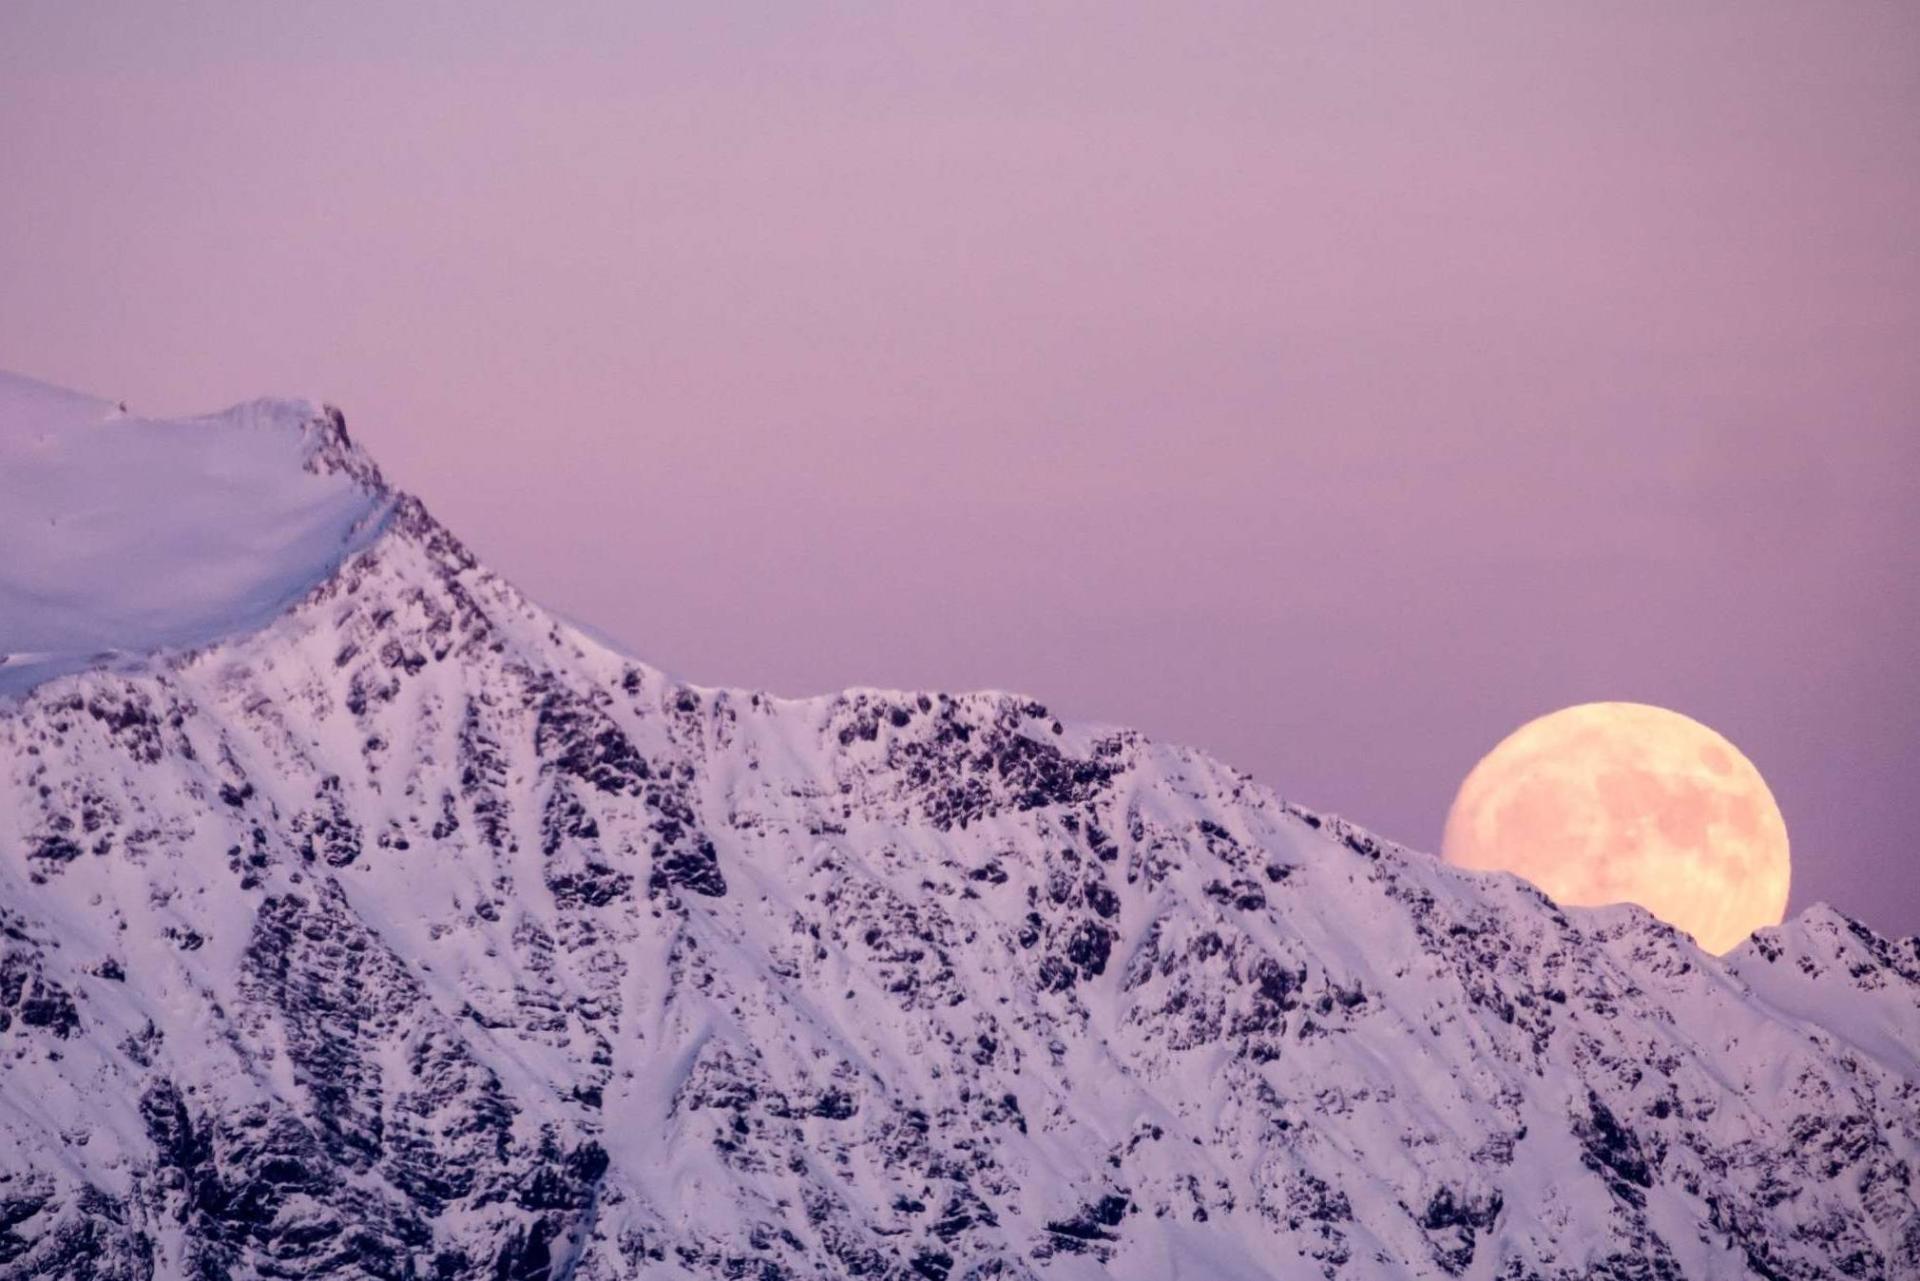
[1,385,1916,1280]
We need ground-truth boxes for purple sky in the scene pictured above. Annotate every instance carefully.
[4,4,1917,937]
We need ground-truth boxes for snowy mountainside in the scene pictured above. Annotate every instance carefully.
[1,378,1917,1281]
[0,370,390,695]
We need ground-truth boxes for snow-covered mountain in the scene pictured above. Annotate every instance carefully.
[1,373,1915,1281]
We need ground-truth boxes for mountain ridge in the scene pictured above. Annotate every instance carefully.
[1,378,1915,1281]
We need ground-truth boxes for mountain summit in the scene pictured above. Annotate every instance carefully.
[1,379,1915,1280]
[0,371,391,695]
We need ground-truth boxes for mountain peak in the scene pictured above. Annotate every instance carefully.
[0,372,395,695]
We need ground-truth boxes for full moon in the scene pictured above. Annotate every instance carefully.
[1441,703,1789,954]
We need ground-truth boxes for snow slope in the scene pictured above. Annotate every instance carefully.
[0,377,1916,1281]
[0,370,393,694]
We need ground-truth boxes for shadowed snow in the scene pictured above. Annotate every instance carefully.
[0,370,394,694]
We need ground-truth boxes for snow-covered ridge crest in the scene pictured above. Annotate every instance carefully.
[0,371,394,696]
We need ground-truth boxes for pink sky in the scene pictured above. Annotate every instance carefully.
[3,3,1917,934]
